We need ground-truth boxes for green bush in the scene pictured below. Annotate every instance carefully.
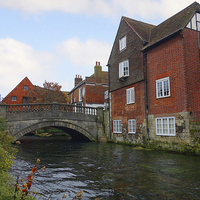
[0,118,18,199]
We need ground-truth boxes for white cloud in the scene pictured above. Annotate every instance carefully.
[0,38,56,97]
[57,37,112,70]
[0,0,197,21]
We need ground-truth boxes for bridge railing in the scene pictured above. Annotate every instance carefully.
[5,103,97,115]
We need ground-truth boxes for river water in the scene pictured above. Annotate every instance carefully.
[9,136,200,200]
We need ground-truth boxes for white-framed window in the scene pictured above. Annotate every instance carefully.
[128,119,136,133]
[127,87,135,104]
[156,77,170,98]
[24,85,28,91]
[186,12,200,31]
[113,120,122,133]
[119,35,126,51]
[156,117,176,136]
[12,96,17,101]
[119,60,129,78]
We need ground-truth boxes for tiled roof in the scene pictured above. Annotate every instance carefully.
[143,1,200,50]
[123,16,155,42]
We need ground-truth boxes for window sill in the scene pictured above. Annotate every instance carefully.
[156,134,176,136]
[156,95,170,99]
[128,132,136,134]
[127,102,135,105]
[119,47,126,53]
[119,76,128,81]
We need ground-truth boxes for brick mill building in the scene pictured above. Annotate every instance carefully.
[69,62,108,108]
[107,2,200,145]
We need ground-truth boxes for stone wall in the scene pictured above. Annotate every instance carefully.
[148,112,191,144]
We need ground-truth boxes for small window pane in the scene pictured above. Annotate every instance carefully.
[156,117,175,136]
[119,36,126,51]
[24,85,28,91]
[126,87,134,104]
[12,96,17,101]
[113,120,122,133]
[156,77,170,98]
[128,119,136,133]
[119,60,129,78]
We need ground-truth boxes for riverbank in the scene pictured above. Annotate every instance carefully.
[110,139,200,156]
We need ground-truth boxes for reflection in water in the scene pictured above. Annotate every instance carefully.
[9,137,200,200]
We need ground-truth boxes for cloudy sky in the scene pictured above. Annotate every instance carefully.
[0,0,198,98]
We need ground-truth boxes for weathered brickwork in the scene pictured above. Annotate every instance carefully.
[111,81,146,143]
[86,84,107,104]
[2,77,35,104]
[182,28,200,121]
[145,28,200,144]
[147,34,187,115]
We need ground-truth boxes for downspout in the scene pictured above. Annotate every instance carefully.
[106,63,111,140]
[144,52,150,147]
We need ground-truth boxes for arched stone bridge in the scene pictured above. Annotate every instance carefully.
[0,103,105,142]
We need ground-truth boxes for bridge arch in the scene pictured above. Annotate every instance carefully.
[12,120,96,142]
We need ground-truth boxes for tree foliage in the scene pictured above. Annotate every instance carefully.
[29,80,69,104]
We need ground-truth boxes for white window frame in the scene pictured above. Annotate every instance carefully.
[12,96,17,101]
[186,12,200,31]
[156,117,176,136]
[113,120,122,133]
[156,77,170,98]
[119,60,129,78]
[119,35,126,51]
[24,85,28,91]
[128,119,136,134]
[127,87,135,104]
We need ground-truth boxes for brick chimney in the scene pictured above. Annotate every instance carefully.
[94,61,102,83]
[74,75,82,87]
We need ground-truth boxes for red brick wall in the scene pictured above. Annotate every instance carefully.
[147,34,188,115]
[183,28,200,120]
[85,84,108,104]
[111,81,146,132]
[2,77,35,104]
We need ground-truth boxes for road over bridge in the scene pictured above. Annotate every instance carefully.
[0,103,106,142]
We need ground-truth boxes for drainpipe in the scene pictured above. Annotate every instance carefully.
[106,63,111,140]
[144,53,150,147]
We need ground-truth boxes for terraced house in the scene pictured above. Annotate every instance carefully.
[69,62,108,109]
[107,2,200,145]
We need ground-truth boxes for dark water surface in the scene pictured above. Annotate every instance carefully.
[10,137,200,200]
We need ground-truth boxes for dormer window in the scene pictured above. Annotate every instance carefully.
[119,60,129,78]
[119,36,126,51]
[186,12,200,31]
